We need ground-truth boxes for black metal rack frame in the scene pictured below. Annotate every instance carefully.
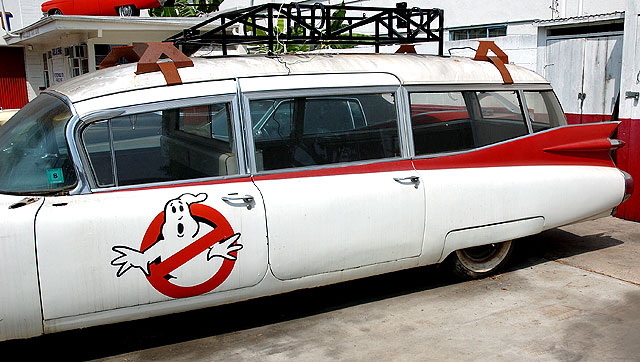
[166,2,444,56]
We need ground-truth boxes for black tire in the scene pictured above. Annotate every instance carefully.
[448,240,515,280]
[118,5,139,17]
[49,9,63,15]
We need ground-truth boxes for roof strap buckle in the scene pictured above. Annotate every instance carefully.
[473,41,513,85]
[98,42,194,85]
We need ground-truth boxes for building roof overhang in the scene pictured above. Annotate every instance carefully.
[3,15,222,46]
[535,11,625,28]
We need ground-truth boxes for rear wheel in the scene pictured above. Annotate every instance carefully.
[448,240,515,279]
[118,5,140,17]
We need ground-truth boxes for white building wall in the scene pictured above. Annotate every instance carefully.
[1,0,46,45]
[619,0,640,121]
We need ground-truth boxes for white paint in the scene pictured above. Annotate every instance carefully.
[0,195,44,341]
[35,182,268,320]
[72,79,236,116]
[416,165,625,261]
[256,170,426,280]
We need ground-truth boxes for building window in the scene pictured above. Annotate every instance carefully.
[42,53,50,89]
[94,44,126,70]
[66,45,89,78]
[450,25,507,41]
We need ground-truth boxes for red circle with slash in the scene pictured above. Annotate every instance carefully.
[140,204,238,298]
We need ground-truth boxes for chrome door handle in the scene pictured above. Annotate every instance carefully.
[394,176,420,188]
[222,194,255,209]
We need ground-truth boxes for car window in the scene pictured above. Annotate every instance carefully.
[410,90,532,155]
[523,90,567,132]
[410,92,473,155]
[250,93,399,171]
[474,91,529,147]
[0,93,76,194]
[82,102,237,188]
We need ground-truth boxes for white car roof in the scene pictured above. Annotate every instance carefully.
[51,53,549,103]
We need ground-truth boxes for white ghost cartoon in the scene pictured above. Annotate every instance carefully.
[111,193,242,282]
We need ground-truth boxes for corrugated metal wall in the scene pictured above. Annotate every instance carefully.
[0,47,29,109]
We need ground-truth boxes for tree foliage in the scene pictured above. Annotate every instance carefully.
[149,0,224,17]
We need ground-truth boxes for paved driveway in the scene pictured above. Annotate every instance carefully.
[4,216,640,361]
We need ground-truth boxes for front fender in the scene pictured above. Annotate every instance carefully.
[0,195,44,341]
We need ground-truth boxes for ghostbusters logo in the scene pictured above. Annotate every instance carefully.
[111,193,243,298]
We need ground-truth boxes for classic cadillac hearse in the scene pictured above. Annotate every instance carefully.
[0,45,633,341]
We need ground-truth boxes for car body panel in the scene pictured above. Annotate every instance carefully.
[255,165,426,280]
[35,179,268,320]
[0,195,44,341]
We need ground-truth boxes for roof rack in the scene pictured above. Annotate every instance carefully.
[165,2,444,56]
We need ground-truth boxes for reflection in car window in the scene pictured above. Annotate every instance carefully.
[250,93,399,171]
[0,93,77,194]
[475,91,528,147]
[524,91,566,132]
[410,92,472,155]
[83,102,236,188]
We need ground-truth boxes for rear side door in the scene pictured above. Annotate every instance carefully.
[35,85,269,325]
[240,73,426,280]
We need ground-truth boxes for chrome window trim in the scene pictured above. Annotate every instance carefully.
[241,85,402,101]
[45,91,91,196]
[396,86,414,158]
[518,89,534,134]
[404,83,554,93]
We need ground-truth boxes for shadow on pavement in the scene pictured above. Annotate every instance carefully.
[511,227,623,268]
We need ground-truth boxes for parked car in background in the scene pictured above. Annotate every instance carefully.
[41,0,168,17]
[0,45,633,342]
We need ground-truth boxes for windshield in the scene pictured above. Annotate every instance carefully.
[0,93,77,194]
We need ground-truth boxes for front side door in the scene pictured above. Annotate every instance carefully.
[35,94,268,322]
[241,74,426,280]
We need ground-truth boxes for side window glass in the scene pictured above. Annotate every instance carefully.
[524,91,566,132]
[409,92,473,155]
[253,100,293,141]
[83,120,114,187]
[179,104,231,141]
[250,93,399,171]
[111,112,167,186]
[82,102,237,188]
[475,91,528,146]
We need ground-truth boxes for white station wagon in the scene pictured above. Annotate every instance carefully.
[0,45,633,341]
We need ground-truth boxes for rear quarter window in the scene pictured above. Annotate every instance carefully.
[409,89,563,156]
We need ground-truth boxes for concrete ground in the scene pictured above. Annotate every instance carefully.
[2,216,640,361]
